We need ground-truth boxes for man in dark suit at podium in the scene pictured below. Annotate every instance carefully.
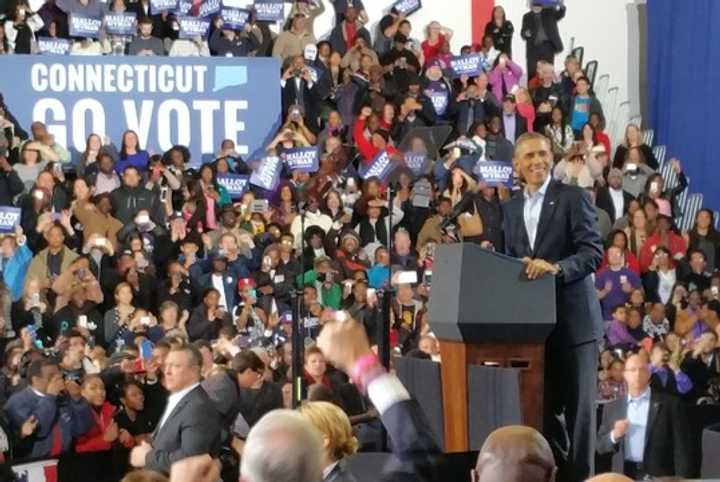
[502,132,604,481]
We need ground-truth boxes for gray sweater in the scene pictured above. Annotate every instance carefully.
[13,160,47,193]
[622,164,654,198]
[127,36,165,56]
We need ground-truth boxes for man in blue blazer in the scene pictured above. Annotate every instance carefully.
[5,358,94,459]
[501,132,603,481]
[197,253,238,312]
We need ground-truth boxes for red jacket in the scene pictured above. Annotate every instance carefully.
[600,249,641,276]
[597,131,612,158]
[353,118,398,165]
[421,34,446,66]
[638,232,688,273]
[75,402,132,453]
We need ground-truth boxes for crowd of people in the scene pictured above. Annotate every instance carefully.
[0,0,716,480]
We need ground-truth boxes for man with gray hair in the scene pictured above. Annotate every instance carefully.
[240,409,324,482]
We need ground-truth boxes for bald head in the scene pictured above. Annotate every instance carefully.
[473,426,556,482]
[585,474,633,482]
[241,409,323,482]
[624,353,651,396]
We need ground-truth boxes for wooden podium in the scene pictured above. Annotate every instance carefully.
[428,244,557,452]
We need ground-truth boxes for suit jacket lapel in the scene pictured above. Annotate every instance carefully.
[152,388,197,440]
[532,181,560,256]
[325,463,341,482]
[644,395,661,452]
[509,194,531,256]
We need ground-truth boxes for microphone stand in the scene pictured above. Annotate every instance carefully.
[291,198,306,409]
[376,185,394,371]
[375,183,395,452]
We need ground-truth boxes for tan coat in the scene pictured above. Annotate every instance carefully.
[73,200,123,250]
[25,246,79,290]
[51,268,104,313]
[272,30,317,62]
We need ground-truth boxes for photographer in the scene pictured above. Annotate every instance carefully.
[4,3,44,54]
[296,255,342,309]
[232,278,267,340]
[186,288,233,342]
[5,358,93,459]
[280,55,320,133]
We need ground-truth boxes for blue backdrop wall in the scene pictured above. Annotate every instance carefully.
[647,0,720,213]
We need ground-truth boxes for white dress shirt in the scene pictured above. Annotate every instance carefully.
[366,373,411,415]
[609,187,625,221]
[624,388,651,462]
[156,383,200,433]
[523,175,552,250]
[322,461,340,480]
[211,273,229,310]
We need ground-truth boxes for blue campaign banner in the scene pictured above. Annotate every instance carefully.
[254,0,284,22]
[0,207,21,233]
[392,0,421,16]
[404,153,427,176]
[217,173,250,198]
[177,16,211,38]
[199,0,222,18]
[534,0,560,6]
[175,0,192,15]
[69,14,102,39]
[473,161,513,187]
[360,150,397,183]
[104,12,137,36]
[0,56,281,168]
[450,54,484,78]
[221,7,251,30]
[283,147,319,172]
[425,87,449,117]
[250,155,282,191]
[37,37,71,55]
[151,0,178,13]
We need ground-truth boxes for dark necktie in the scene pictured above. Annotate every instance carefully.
[466,100,475,133]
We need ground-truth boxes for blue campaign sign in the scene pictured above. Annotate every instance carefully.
[283,147,319,172]
[69,14,102,39]
[425,87,449,116]
[221,7,251,30]
[450,54,484,78]
[254,0,284,21]
[0,56,281,168]
[360,150,397,183]
[0,207,21,233]
[177,16,211,38]
[217,173,250,198]
[534,0,560,6]
[473,161,513,187]
[404,153,426,176]
[199,0,222,18]
[37,37,71,55]
[250,155,282,191]
[104,12,137,36]
[392,0,421,16]
[151,0,178,13]
[175,0,192,15]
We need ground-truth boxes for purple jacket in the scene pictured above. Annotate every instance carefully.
[606,319,638,348]
[488,59,523,102]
